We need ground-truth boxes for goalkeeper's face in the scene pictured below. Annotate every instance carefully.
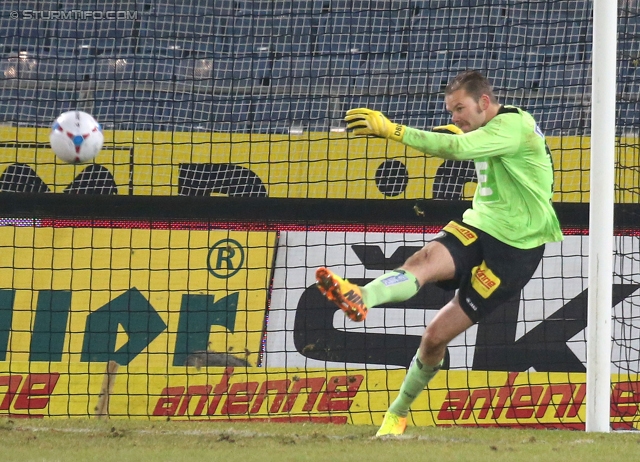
[445,89,490,133]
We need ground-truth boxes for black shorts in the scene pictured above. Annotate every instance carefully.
[432,220,545,323]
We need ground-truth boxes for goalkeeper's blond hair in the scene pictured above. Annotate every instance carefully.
[445,70,498,105]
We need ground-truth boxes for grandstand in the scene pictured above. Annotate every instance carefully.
[0,0,615,135]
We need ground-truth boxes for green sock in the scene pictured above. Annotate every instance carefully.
[360,269,420,308]
[388,354,442,418]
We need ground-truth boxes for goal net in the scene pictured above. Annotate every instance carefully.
[0,0,638,429]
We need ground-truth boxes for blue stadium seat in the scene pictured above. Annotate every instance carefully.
[485,59,507,91]
[543,63,591,96]
[170,95,252,132]
[618,65,640,97]
[0,88,17,122]
[307,97,332,130]
[307,56,357,94]
[154,1,217,15]
[244,0,314,15]
[140,13,221,39]
[252,100,297,133]
[501,52,544,90]
[408,16,488,53]
[134,37,218,58]
[354,57,410,95]
[173,58,209,83]
[550,1,591,22]
[94,90,176,130]
[95,57,135,81]
[412,0,498,10]
[530,43,587,65]
[39,58,96,82]
[523,96,590,135]
[133,58,175,81]
[0,0,59,13]
[47,38,78,57]
[315,10,405,55]
[0,37,49,56]
[0,17,50,39]
[452,50,491,72]
[50,19,90,39]
[70,38,138,58]
[507,2,555,24]
[15,89,76,126]
[229,14,314,57]
[617,100,640,132]
[271,57,313,90]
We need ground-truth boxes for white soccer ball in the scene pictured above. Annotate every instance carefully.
[49,110,104,163]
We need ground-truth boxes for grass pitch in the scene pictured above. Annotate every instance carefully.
[0,418,637,462]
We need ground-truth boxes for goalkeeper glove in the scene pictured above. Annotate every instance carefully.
[432,124,463,135]
[344,108,406,142]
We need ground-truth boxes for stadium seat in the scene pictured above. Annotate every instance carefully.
[1,17,51,39]
[134,37,223,58]
[15,89,76,126]
[133,58,175,82]
[618,65,640,98]
[307,97,332,130]
[140,12,221,39]
[0,88,17,122]
[154,1,216,15]
[44,58,96,82]
[412,0,488,10]
[0,37,48,57]
[409,16,489,53]
[523,96,590,136]
[617,100,640,132]
[315,10,406,56]
[170,95,253,132]
[543,63,591,97]
[227,0,305,16]
[95,57,135,81]
[453,50,491,72]
[485,59,508,91]
[252,100,297,133]
[93,90,179,130]
[500,52,544,90]
[354,57,410,96]
[229,14,314,57]
[271,56,304,81]
[0,0,58,13]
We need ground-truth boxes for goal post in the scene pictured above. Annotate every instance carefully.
[586,0,617,433]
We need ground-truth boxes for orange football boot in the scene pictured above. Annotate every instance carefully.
[315,267,368,322]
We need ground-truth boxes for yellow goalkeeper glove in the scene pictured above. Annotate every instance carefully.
[344,108,406,142]
[432,124,463,135]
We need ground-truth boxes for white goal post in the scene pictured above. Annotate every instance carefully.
[586,0,617,433]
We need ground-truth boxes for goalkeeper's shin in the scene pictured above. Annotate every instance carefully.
[388,351,443,417]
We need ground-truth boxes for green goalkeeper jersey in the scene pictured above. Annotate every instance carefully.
[402,106,563,249]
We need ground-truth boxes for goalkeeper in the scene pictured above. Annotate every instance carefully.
[315,70,564,437]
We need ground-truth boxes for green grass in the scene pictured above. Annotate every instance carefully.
[0,418,638,462]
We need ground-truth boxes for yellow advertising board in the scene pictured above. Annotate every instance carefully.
[1,362,639,430]
[1,126,638,202]
[0,226,276,368]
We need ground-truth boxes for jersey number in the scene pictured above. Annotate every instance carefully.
[475,161,496,200]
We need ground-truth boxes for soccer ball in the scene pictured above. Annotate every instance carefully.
[49,110,104,163]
